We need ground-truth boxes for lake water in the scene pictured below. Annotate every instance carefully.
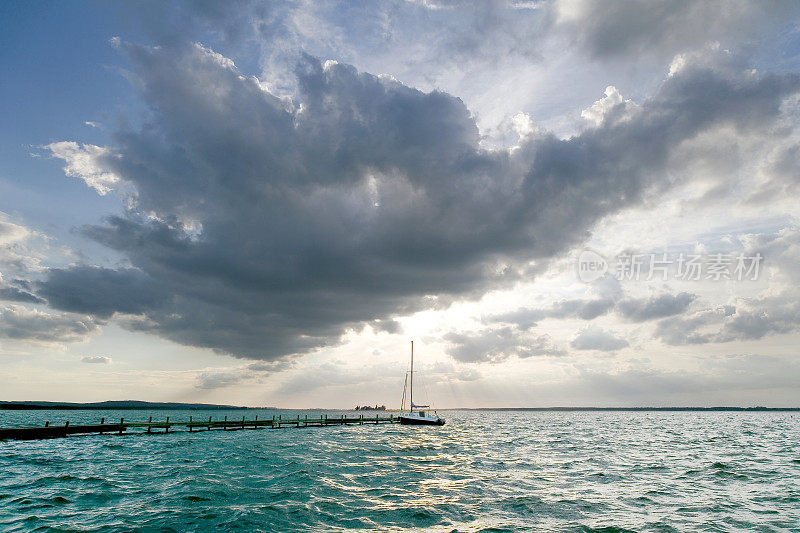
[1,410,798,531]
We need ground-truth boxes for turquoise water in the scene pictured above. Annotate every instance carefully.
[1,410,799,531]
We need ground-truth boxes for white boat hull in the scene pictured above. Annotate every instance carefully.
[399,412,445,426]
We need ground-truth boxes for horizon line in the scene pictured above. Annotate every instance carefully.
[2,401,799,411]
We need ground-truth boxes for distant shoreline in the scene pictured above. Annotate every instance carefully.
[0,401,254,411]
[454,407,800,412]
[2,401,798,411]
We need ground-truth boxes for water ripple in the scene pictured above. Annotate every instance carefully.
[1,411,800,531]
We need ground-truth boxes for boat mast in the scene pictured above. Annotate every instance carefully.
[410,340,414,411]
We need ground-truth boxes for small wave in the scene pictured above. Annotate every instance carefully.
[35,475,77,483]
[580,526,639,533]
[752,495,799,504]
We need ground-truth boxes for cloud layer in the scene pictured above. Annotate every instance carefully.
[39,41,800,361]
[551,0,800,60]
[0,305,99,344]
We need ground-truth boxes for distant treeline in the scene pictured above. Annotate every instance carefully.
[0,401,254,410]
[354,405,387,411]
[456,407,800,411]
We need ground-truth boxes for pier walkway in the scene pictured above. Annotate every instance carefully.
[0,414,398,441]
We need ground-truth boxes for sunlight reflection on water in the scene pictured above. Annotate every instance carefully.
[1,410,799,531]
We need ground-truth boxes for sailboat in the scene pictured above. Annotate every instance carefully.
[399,341,446,426]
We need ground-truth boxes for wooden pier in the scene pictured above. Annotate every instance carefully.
[0,414,398,441]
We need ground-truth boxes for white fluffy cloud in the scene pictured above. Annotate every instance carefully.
[46,141,121,195]
[580,86,637,127]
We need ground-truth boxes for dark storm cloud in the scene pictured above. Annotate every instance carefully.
[41,42,800,360]
[0,286,45,304]
[37,266,169,319]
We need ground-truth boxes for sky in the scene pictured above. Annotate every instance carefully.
[2,0,800,408]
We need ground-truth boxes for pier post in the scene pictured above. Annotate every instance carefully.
[242,415,245,430]
[65,421,69,427]
[148,416,152,434]
[189,416,193,433]
[45,421,49,427]
[119,418,124,435]
[166,416,170,433]
[100,417,104,435]
[360,414,363,425]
